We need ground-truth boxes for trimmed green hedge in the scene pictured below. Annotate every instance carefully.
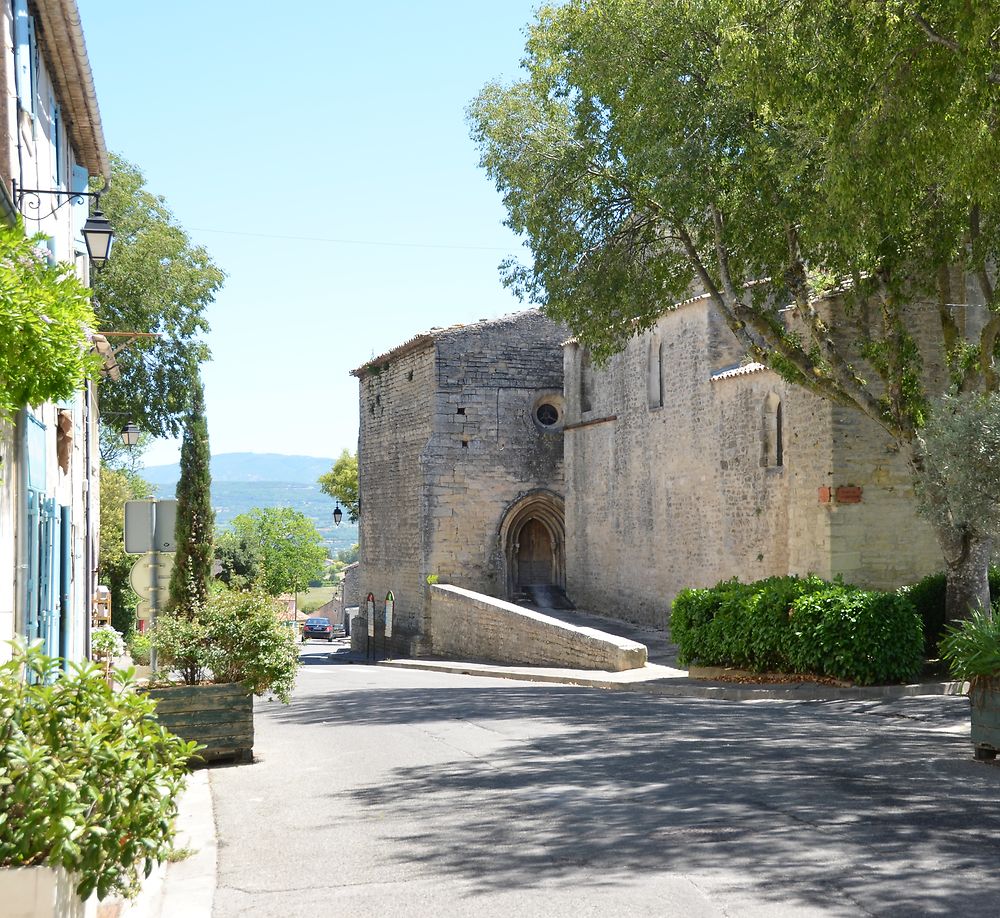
[671,576,923,685]
[902,567,1000,656]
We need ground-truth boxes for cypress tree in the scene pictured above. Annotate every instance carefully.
[167,377,214,618]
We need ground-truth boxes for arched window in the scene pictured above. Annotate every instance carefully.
[761,392,784,468]
[648,335,664,409]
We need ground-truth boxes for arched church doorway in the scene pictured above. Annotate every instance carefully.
[497,490,567,606]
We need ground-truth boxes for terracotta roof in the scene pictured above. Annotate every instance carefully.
[710,362,770,381]
[35,1,109,178]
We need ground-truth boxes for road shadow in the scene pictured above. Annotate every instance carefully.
[266,682,999,916]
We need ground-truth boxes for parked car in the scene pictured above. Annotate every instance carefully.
[302,617,334,642]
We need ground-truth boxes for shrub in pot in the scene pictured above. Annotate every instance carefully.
[940,610,1000,760]
[0,638,195,901]
[148,589,300,761]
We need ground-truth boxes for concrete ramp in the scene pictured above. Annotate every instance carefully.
[429,584,647,671]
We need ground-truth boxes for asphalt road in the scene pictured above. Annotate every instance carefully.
[209,642,1000,918]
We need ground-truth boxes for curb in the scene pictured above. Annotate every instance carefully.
[377,658,968,703]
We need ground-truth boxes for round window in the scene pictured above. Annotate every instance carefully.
[535,403,559,427]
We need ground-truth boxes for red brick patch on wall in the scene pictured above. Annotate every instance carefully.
[818,486,832,503]
[835,486,863,504]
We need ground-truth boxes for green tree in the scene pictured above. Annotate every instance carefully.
[97,464,153,634]
[0,221,98,421]
[214,529,261,590]
[92,155,224,439]
[470,0,1000,620]
[167,378,214,617]
[230,507,328,598]
[318,449,359,523]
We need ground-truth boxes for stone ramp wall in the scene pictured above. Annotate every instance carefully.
[429,584,647,671]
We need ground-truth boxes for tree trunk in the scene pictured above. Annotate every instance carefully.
[942,532,992,622]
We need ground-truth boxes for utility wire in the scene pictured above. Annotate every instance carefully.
[188,226,515,252]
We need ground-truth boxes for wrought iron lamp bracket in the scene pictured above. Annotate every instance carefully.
[12,180,101,220]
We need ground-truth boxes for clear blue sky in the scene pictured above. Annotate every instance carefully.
[76,1,541,468]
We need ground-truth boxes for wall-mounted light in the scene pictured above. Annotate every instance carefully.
[333,505,343,527]
[120,424,141,447]
[12,180,115,268]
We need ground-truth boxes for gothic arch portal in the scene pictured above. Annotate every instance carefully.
[497,489,566,600]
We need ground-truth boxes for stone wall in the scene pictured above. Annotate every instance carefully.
[564,295,943,629]
[355,342,436,654]
[424,311,568,598]
[429,583,647,670]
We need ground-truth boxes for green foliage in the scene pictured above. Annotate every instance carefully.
[671,576,923,684]
[787,588,924,685]
[902,566,1000,655]
[318,449,359,523]
[940,609,1000,683]
[214,529,261,590]
[127,631,151,667]
[97,464,153,635]
[230,506,328,597]
[150,589,299,702]
[92,156,224,439]
[337,543,359,565]
[199,591,300,703]
[168,378,214,617]
[0,221,98,421]
[0,639,195,899]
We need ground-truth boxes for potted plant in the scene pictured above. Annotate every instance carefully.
[147,588,300,763]
[940,610,1000,760]
[0,638,195,913]
[90,624,126,684]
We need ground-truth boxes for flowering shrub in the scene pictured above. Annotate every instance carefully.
[90,625,126,659]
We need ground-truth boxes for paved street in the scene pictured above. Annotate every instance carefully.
[209,644,1000,917]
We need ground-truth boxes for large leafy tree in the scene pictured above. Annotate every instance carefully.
[318,449,359,523]
[470,0,1000,620]
[167,378,214,617]
[230,507,328,598]
[92,155,224,439]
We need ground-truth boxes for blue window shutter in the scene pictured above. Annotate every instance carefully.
[26,491,39,645]
[13,0,31,113]
[71,164,90,241]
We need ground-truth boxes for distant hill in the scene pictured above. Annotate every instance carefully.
[142,453,356,555]
[142,453,335,485]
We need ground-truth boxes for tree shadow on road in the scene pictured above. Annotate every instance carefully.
[268,681,1000,916]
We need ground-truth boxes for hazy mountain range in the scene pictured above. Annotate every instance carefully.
[142,453,357,555]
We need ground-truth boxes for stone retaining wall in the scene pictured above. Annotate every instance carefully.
[428,583,647,671]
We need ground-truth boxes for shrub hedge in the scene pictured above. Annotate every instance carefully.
[671,575,923,685]
[901,567,1000,656]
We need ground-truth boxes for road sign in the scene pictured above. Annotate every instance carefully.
[124,499,178,553]
[129,553,175,601]
[366,593,375,637]
[384,591,394,637]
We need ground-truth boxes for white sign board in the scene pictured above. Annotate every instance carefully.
[124,499,178,553]
[366,595,375,637]
[384,597,394,637]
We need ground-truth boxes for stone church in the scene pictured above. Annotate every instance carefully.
[353,298,943,653]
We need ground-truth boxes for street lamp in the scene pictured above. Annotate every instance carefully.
[120,423,141,447]
[12,181,116,268]
[333,504,343,527]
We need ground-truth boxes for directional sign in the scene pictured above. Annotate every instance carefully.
[124,500,178,553]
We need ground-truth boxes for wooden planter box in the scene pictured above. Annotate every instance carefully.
[970,680,1000,761]
[146,682,254,764]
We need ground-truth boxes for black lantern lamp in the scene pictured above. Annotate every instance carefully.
[120,423,141,447]
[82,210,114,267]
[333,504,343,527]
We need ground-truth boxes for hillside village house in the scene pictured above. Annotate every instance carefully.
[0,0,111,664]
[354,297,951,654]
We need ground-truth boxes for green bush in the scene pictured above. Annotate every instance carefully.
[788,587,923,684]
[671,576,923,684]
[127,631,152,666]
[939,609,1000,683]
[151,589,300,703]
[902,567,1000,656]
[0,639,195,900]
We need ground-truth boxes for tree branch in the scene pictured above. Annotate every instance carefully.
[911,12,961,52]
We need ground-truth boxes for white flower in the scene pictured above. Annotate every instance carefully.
[92,625,126,658]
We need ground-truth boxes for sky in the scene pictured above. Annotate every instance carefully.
[75,0,542,468]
